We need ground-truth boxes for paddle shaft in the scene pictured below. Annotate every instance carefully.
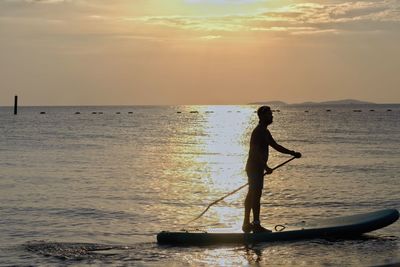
[269,156,297,173]
[187,156,297,223]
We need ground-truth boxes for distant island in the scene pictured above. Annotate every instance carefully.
[249,99,375,106]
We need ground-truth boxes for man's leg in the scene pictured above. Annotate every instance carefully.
[242,189,253,233]
[251,188,262,223]
[251,179,272,233]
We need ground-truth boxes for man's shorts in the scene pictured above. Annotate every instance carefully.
[246,169,264,191]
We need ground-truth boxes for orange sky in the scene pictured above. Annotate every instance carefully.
[0,0,399,105]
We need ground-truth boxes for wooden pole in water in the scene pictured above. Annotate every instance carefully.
[14,95,18,115]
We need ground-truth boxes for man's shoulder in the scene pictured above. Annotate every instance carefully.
[252,124,270,138]
[252,124,262,134]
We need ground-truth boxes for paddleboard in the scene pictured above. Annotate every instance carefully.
[157,209,399,245]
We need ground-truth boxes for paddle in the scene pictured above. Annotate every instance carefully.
[187,156,297,224]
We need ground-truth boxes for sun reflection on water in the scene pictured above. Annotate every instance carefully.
[173,105,257,229]
[196,106,254,187]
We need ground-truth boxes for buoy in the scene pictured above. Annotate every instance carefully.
[40,112,46,114]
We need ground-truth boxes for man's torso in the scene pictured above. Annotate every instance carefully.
[246,124,271,173]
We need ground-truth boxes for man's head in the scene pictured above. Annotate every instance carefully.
[257,106,273,125]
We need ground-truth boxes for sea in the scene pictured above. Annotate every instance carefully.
[0,104,399,266]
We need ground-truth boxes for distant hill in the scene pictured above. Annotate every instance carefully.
[249,99,375,106]
[295,99,375,105]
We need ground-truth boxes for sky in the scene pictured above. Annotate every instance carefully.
[0,0,399,105]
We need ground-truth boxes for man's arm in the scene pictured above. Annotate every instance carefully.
[268,131,301,158]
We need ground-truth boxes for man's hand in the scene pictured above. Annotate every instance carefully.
[292,151,302,158]
[265,166,273,175]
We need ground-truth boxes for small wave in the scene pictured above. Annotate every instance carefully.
[1,206,138,221]
[47,207,139,222]
[23,241,126,261]
[23,241,168,263]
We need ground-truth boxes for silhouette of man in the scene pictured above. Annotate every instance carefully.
[243,106,301,233]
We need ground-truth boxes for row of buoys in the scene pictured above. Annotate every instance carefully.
[36,109,395,115]
[181,109,394,114]
[177,110,283,114]
[323,109,393,112]
[179,109,395,114]
[38,112,134,115]
[251,110,281,113]
[307,109,394,113]
[180,110,244,114]
[89,112,134,114]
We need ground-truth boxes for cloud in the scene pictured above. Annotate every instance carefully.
[1,0,67,3]
[0,0,399,41]
[135,0,400,36]
[200,35,222,39]
[135,15,247,32]
[281,1,400,23]
[185,0,266,4]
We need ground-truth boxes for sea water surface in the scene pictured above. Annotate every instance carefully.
[0,104,399,266]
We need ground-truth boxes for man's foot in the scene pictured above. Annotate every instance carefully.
[242,223,253,233]
[252,222,272,233]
